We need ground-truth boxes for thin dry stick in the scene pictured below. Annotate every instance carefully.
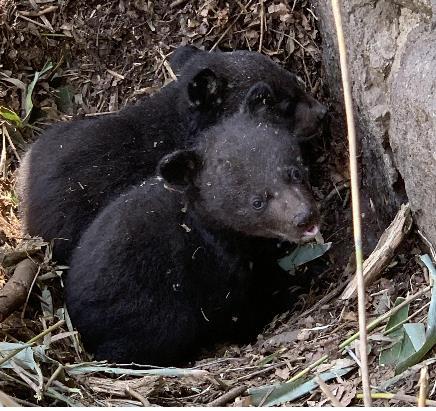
[207,385,248,407]
[44,364,63,391]
[258,0,265,53]
[287,354,329,383]
[417,230,436,263]
[418,366,429,407]
[125,386,151,407]
[0,389,20,407]
[0,258,39,322]
[357,392,436,406]
[315,375,344,407]
[3,125,21,162]
[237,364,281,382]
[169,0,188,8]
[210,1,253,52]
[330,0,371,405]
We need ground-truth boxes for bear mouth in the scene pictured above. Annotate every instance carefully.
[300,224,320,241]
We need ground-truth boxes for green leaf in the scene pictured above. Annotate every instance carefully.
[403,323,426,351]
[395,254,436,374]
[384,297,409,335]
[24,61,53,122]
[0,106,22,127]
[278,242,332,272]
[0,342,37,370]
[40,286,54,317]
[379,334,404,366]
[247,366,354,406]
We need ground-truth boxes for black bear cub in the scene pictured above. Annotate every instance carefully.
[17,46,326,263]
[65,83,320,366]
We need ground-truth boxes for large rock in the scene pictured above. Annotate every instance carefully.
[312,0,435,247]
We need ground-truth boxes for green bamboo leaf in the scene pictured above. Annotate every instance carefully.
[247,366,354,406]
[24,61,53,122]
[0,342,37,370]
[395,254,436,374]
[384,297,409,335]
[278,242,332,272]
[0,106,22,127]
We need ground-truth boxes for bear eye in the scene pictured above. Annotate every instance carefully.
[287,166,303,183]
[251,196,266,210]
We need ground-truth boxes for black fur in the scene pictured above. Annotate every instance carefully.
[18,46,326,262]
[65,95,320,366]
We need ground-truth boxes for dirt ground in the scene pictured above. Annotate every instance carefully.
[0,0,435,406]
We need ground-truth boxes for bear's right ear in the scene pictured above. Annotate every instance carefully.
[169,45,202,73]
[187,69,224,110]
[158,149,202,188]
[241,82,275,115]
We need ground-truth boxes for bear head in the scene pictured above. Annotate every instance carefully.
[159,82,320,243]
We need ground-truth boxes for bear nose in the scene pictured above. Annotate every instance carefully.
[293,209,317,228]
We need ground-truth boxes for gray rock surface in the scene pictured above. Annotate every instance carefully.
[312,0,435,247]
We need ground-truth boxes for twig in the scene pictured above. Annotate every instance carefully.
[418,366,429,407]
[208,385,247,407]
[125,386,151,407]
[107,69,125,80]
[357,392,436,406]
[417,230,436,263]
[339,285,431,350]
[161,56,177,82]
[19,5,58,16]
[17,14,53,30]
[21,263,41,320]
[3,125,21,162]
[323,181,350,204]
[169,0,188,8]
[44,364,63,391]
[315,375,344,407]
[0,258,38,322]
[287,355,328,383]
[236,364,282,382]
[258,0,265,53]
[210,1,253,52]
[331,0,371,404]
[0,390,20,407]
[10,396,38,407]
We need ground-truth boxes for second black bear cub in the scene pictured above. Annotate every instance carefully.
[18,46,326,263]
[65,83,320,366]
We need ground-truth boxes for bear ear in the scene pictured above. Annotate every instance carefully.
[158,149,202,188]
[187,68,224,110]
[169,45,202,73]
[241,82,275,115]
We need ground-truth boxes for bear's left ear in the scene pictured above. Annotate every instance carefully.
[158,149,202,188]
[187,69,224,110]
[241,82,275,115]
[169,45,203,73]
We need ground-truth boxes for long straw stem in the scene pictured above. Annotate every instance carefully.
[330,0,372,406]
